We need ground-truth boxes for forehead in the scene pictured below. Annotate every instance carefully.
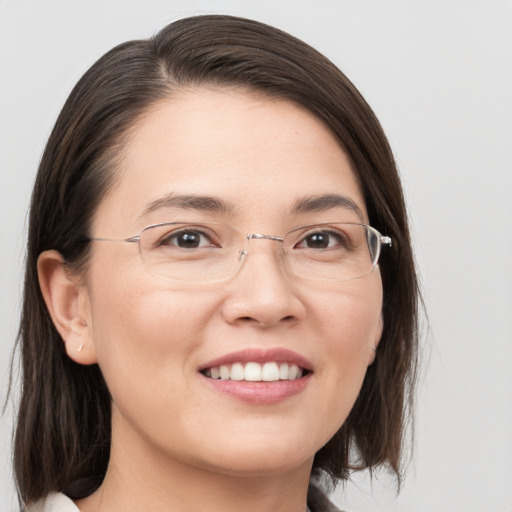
[93,88,367,235]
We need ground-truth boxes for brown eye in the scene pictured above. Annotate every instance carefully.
[297,230,345,249]
[304,233,329,248]
[161,229,215,249]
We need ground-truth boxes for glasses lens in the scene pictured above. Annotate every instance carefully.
[138,222,243,281]
[137,222,383,282]
[283,223,380,281]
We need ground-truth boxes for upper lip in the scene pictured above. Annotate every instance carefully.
[199,348,313,372]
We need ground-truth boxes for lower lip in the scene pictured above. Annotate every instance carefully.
[202,374,312,404]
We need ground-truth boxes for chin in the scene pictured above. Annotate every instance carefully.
[205,451,314,478]
[184,430,321,477]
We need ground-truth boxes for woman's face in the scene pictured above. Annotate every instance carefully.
[79,88,383,477]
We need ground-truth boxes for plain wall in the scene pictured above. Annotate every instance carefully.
[1,1,511,511]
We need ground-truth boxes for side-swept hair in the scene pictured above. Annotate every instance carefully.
[13,14,419,504]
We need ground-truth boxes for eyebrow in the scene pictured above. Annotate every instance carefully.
[291,194,365,221]
[140,192,364,222]
[141,193,237,218]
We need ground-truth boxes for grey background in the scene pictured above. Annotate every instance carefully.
[1,1,511,510]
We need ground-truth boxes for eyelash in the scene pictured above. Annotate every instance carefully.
[295,230,349,250]
[159,228,220,248]
[156,226,353,251]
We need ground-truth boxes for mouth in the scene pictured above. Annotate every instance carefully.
[201,361,309,382]
[198,349,314,401]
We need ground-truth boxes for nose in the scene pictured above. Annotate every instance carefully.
[220,239,306,328]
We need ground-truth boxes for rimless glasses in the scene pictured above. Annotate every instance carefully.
[88,221,392,282]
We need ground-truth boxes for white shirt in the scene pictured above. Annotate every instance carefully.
[28,492,318,512]
[27,493,79,512]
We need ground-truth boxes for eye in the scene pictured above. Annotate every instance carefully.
[295,229,347,250]
[159,228,218,249]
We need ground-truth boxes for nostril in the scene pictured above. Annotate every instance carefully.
[236,315,297,327]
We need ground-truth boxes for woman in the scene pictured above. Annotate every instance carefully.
[14,14,419,512]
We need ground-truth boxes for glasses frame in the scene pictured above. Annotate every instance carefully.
[88,221,392,282]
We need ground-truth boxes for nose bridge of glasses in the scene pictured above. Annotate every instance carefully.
[246,233,284,242]
[238,233,285,263]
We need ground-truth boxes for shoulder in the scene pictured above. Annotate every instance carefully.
[26,487,342,512]
[307,483,345,512]
[25,493,80,512]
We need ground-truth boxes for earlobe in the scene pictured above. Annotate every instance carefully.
[37,250,98,365]
[368,313,383,366]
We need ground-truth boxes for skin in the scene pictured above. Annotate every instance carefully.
[39,88,383,512]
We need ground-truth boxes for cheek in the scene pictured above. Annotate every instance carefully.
[91,289,208,366]
[86,254,217,398]
[316,274,383,351]
[306,276,383,427]
[87,282,224,447]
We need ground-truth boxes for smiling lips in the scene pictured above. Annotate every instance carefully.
[199,348,312,403]
[203,361,304,382]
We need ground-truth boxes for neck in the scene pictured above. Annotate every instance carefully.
[75,412,313,512]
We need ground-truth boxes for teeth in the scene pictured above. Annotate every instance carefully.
[219,365,230,380]
[204,362,304,382]
[289,364,299,380]
[230,363,245,381]
[262,362,280,381]
[244,362,262,381]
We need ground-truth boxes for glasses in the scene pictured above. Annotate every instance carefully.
[89,221,391,282]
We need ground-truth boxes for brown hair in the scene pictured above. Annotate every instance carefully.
[13,14,419,504]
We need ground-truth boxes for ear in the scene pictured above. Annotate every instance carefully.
[367,313,383,366]
[37,250,98,365]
